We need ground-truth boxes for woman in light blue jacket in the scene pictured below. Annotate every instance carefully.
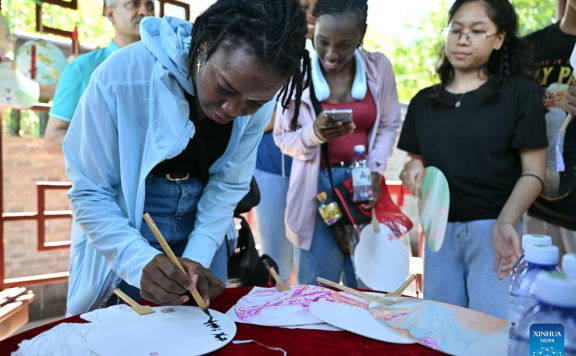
[63,0,311,315]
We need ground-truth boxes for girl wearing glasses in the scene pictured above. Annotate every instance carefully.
[398,0,547,319]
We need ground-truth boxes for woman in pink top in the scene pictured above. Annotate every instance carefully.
[274,0,401,285]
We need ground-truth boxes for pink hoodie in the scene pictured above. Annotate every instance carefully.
[274,50,401,251]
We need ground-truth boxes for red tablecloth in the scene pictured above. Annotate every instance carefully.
[0,287,446,356]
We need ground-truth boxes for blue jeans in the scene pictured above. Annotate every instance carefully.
[253,168,294,282]
[295,168,357,287]
[111,174,229,303]
[423,219,522,319]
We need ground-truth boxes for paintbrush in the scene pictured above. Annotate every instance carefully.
[317,275,416,306]
[269,267,291,291]
[143,213,211,318]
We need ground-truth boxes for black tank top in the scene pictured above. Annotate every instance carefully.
[150,95,233,178]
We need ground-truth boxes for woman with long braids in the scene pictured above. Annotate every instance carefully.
[63,0,310,315]
[250,0,318,284]
[398,0,546,319]
[275,0,401,287]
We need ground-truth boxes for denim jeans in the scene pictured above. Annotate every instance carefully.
[295,167,357,287]
[423,219,522,319]
[253,168,295,282]
[110,174,229,303]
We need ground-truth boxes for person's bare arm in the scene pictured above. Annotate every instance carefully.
[493,148,546,280]
[44,118,71,155]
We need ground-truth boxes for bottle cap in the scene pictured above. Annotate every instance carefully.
[563,254,576,279]
[521,234,552,250]
[535,272,576,308]
[317,192,327,201]
[353,145,365,153]
[525,245,559,265]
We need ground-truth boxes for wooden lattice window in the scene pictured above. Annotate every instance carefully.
[159,0,190,21]
[35,0,79,37]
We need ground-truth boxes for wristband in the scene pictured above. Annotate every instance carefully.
[520,173,544,191]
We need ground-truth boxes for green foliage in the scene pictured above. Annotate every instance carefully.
[2,0,114,48]
[514,0,557,36]
[365,0,557,103]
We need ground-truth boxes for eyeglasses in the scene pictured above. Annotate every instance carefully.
[442,27,498,44]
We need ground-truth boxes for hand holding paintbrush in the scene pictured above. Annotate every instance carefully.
[142,213,224,317]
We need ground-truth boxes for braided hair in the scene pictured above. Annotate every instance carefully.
[433,0,536,103]
[189,0,310,130]
[312,0,368,37]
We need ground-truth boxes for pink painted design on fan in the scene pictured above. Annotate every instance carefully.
[236,285,336,320]
[235,285,369,325]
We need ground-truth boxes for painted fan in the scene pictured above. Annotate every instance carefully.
[369,297,509,356]
[87,306,236,356]
[418,166,450,252]
[15,39,67,86]
[235,285,366,327]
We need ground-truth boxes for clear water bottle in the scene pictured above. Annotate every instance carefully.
[564,254,576,280]
[351,145,373,202]
[510,234,552,280]
[508,273,576,356]
[509,245,561,340]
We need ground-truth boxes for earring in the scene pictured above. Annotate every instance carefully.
[196,51,203,73]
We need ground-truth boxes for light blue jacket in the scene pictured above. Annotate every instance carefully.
[63,16,274,315]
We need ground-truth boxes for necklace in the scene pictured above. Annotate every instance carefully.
[455,92,466,108]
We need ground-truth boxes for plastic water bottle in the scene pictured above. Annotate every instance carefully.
[564,254,576,280]
[510,234,552,280]
[351,145,373,202]
[509,245,561,340]
[508,273,576,356]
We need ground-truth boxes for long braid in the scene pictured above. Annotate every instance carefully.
[188,0,311,130]
[497,44,510,94]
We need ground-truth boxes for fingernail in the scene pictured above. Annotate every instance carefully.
[193,274,198,284]
[205,298,210,307]
[183,296,189,303]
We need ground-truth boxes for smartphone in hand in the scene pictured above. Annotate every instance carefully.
[323,109,353,124]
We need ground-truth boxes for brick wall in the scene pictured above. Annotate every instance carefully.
[2,136,70,279]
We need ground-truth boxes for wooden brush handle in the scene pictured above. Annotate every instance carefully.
[114,289,139,308]
[317,277,379,302]
[388,275,416,297]
[371,208,380,233]
[143,213,208,311]
[269,267,284,284]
